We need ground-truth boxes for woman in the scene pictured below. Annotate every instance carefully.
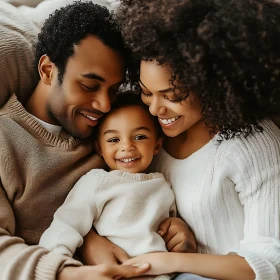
[116,0,280,279]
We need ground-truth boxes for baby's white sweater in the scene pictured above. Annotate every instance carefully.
[40,169,175,257]
[151,119,280,280]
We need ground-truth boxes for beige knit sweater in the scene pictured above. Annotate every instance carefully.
[0,95,105,280]
[0,2,39,107]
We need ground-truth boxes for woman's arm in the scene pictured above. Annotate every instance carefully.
[123,252,255,280]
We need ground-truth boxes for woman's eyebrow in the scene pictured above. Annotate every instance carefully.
[139,79,173,93]
[139,79,147,88]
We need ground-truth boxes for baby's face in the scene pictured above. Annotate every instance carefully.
[96,105,162,173]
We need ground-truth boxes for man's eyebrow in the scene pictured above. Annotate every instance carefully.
[139,79,173,94]
[81,73,105,82]
[82,74,125,87]
[103,126,151,135]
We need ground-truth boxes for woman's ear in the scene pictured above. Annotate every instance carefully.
[94,140,102,157]
[38,55,53,85]
[153,137,163,155]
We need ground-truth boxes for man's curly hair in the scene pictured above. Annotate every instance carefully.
[35,1,131,84]
[118,0,280,139]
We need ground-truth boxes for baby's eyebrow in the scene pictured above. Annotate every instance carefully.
[103,127,151,136]
[133,126,151,133]
[103,129,118,135]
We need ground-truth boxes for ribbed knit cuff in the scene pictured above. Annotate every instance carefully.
[227,249,279,280]
[35,252,82,280]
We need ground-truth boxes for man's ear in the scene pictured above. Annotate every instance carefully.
[94,140,102,157]
[38,55,53,85]
[153,137,163,155]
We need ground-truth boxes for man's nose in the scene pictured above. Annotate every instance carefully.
[92,90,112,113]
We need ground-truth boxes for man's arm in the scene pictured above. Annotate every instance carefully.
[0,181,82,280]
[0,181,151,280]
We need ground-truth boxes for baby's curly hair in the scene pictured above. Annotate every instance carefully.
[96,91,163,139]
[118,0,280,138]
[35,1,131,84]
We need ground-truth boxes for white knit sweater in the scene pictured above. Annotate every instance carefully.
[40,169,175,258]
[150,119,280,280]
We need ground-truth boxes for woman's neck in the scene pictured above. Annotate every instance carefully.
[164,120,214,159]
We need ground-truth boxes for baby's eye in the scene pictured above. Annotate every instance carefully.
[134,135,147,140]
[107,138,119,143]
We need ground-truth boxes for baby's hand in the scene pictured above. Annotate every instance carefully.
[158,217,197,253]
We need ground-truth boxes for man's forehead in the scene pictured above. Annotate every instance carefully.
[66,35,125,83]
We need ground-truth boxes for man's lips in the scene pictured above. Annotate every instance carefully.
[79,112,103,127]
[79,110,103,121]
[82,113,98,121]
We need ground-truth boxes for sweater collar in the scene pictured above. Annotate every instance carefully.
[6,94,84,150]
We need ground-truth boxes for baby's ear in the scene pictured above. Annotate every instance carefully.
[153,137,163,155]
[94,141,102,157]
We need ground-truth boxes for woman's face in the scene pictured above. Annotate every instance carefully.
[139,60,203,137]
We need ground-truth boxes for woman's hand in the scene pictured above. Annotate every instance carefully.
[158,217,197,253]
[80,229,130,265]
[122,252,177,276]
[58,263,150,280]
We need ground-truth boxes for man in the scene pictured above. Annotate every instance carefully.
[0,2,149,279]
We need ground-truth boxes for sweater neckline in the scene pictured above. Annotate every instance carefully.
[96,169,164,181]
[161,135,219,162]
[8,95,80,149]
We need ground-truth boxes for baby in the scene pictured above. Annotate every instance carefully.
[39,92,177,280]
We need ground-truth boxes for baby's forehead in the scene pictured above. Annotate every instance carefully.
[104,104,151,122]
[97,105,158,135]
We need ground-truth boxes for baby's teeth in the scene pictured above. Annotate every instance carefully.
[123,158,134,162]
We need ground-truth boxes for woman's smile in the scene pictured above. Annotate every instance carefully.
[158,116,181,126]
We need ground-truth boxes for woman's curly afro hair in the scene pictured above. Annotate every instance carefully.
[35,1,131,84]
[118,0,280,139]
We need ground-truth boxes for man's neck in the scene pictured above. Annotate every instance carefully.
[26,83,56,125]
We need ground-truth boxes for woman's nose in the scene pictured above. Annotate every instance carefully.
[149,98,166,116]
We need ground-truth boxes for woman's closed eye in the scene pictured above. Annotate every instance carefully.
[141,90,182,103]
[141,91,152,98]
[163,95,183,103]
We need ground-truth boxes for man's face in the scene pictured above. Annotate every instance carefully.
[46,35,125,139]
